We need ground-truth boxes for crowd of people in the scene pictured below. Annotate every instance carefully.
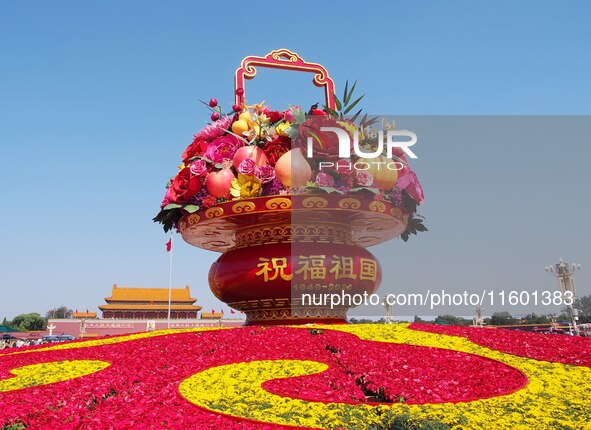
[0,335,75,350]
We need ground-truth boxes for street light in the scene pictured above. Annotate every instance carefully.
[384,297,393,324]
[546,258,581,335]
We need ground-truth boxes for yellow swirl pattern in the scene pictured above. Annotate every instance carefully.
[178,325,591,429]
[0,360,110,392]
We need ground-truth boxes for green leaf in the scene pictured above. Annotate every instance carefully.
[286,125,300,139]
[292,106,306,124]
[333,94,343,111]
[345,80,357,105]
[318,186,344,195]
[350,108,363,123]
[323,106,339,117]
[183,205,200,213]
[343,95,364,115]
[163,203,183,210]
[343,80,349,105]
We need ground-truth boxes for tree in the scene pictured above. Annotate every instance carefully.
[348,318,376,324]
[489,311,517,326]
[575,295,591,317]
[434,315,471,326]
[45,306,73,319]
[521,313,551,324]
[10,313,47,331]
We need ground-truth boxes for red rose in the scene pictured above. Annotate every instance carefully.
[169,167,202,203]
[182,137,207,163]
[263,136,291,166]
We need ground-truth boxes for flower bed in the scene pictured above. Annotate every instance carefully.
[409,322,591,367]
[1,324,590,429]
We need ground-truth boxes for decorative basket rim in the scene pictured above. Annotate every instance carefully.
[178,194,409,252]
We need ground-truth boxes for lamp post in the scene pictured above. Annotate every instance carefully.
[546,258,581,335]
[384,297,393,324]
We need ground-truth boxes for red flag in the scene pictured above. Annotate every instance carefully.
[221,309,224,315]
[230,309,235,314]
[51,308,55,318]
[211,309,215,315]
[166,238,172,252]
[75,309,78,314]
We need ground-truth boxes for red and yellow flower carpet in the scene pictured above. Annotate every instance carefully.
[1,324,590,429]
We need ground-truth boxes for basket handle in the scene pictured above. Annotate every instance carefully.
[234,49,336,110]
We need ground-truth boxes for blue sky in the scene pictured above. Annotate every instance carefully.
[1,1,590,320]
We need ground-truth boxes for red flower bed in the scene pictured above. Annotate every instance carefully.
[409,323,591,367]
[264,329,526,404]
[0,327,528,429]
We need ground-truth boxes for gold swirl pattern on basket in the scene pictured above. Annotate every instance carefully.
[265,197,292,210]
[369,201,386,213]
[391,207,403,219]
[232,201,256,214]
[302,196,329,208]
[187,214,201,225]
[205,207,224,219]
[338,197,361,209]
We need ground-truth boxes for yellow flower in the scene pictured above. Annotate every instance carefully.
[337,120,363,142]
[230,174,262,198]
[275,121,291,137]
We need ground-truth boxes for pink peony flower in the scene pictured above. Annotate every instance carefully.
[189,159,207,177]
[355,170,374,187]
[237,158,257,175]
[315,172,335,187]
[397,168,424,204]
[204,135,244,164]
[160,188,173,208]
[284,106,300,123]
[255,165,276,184]
[195,116,233,141]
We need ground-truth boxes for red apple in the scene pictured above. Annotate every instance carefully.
[205,168,235,198]
[232,146,268,170]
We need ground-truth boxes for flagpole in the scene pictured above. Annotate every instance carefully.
[167,234,173,329]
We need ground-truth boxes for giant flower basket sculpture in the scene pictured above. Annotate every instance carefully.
[154,49,426,325]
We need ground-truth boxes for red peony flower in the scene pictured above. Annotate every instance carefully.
[263,136,291,166]
[169,167,202,203]
[266,110,284,123]
[295,117,351,161]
